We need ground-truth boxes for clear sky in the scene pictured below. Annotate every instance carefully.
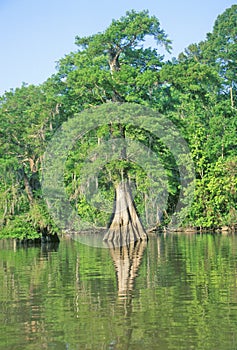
[0,0,236,95]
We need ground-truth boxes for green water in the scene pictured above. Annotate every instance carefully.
[1,233,237,350]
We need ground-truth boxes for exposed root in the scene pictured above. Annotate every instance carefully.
[103,181,147,246]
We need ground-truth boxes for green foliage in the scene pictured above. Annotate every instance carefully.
[187,157,237,228]
[0,84,62,238]
[55,10,171,111]
[179,5,237,106]
[0,6,237,237]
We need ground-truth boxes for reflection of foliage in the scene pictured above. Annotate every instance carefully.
[1,235,237,349]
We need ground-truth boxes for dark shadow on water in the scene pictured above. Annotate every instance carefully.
[15,240,60,251]
[14,239,60,259]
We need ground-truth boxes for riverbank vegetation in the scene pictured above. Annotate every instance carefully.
[0,5,236,240]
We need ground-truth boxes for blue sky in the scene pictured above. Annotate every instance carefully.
[0,0,236,95]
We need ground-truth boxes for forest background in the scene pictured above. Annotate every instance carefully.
[0,5,236,240]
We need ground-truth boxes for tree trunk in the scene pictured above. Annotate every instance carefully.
[22,169,34,205]
[103,181,147,246]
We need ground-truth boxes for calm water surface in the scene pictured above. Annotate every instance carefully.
[1,233,237,350]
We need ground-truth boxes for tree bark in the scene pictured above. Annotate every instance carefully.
[108,47,121,73]
[103,181,147,246]
[22,169,34,205]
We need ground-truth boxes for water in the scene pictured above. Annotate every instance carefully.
[1,233,237,349]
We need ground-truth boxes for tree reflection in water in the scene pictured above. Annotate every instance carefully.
[105,239,147,297]
[104,239,147,349]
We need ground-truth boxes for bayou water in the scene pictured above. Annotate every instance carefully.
[1,233,237,349]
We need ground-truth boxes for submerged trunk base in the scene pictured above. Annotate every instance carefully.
[103,181,147,246]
